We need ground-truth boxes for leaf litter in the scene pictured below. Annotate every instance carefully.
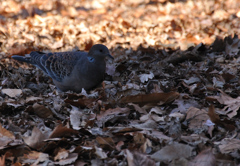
[0,0,240,165]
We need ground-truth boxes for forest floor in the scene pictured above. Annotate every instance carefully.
[0,0,240,165]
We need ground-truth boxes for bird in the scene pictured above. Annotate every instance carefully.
[12,44,114,92]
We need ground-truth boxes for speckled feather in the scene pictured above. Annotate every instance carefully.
[40,52,82,82]
[12,44,113,92]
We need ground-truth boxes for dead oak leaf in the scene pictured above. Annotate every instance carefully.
[120,92,179,105]
[96,136,115,150]
[210,90,240,118]
[208,105,235,131]
[54,148,69,161]
[96,107,130,127]
[32,103,53,118]
[186,107,209,130]
[23,127,48,150]
[0,123,15,139]
[189,148,216,166]
[126,150,155,166]
[151,142,194,162]
[54,153,78,165]
[2,89,22,98]
[49,124,78,138]
[0,155,5,166]
[21,151,50,165]
[0,123,15,148]
[225,34,240,56]
[181,134,209,146]
[217,138,240,154]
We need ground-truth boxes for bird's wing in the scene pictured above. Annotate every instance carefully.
[32,51,87,82]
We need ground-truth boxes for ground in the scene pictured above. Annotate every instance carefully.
[0,0,240,165]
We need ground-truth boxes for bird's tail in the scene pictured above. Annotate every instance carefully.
[11,55,32,63]
[12,51,44,65]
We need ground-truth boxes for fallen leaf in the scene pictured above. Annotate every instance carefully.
[0,154,5,166]
[96,136,115,150]
[0,123,15,139]
[54,153,78,165]
[208,105,235,131]
[186,107,209,130]
[95,146,107,159]
[210,90,240,118]
[49,124,78,138]
[32,103,53,118]
[126,150,155,166]
[139,72,154,83]
[2,89,22,98]
[217,138,240,154]
[70,108,83,130]
[151,142,194,161]
[23,127,48,149]
[54,148,69,161]
[120,92,180,105]
[189,148,216,166]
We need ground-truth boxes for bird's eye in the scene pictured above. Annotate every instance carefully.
[99,49,103,52]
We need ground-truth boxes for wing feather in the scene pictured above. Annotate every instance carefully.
[40,51,87,82]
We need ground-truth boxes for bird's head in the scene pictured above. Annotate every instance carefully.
[88,44,113,61]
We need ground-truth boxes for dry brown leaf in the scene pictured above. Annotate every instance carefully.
[151,142,194,162]
[96,136,115,150]
[73,160,89,166]
[140,130,172,143]
[104,127,142,134]
[186,107,209,130]
[131,119,158,129]
[21,151,49,165]
[23,126,48,149]
[64,97,95,108]
[120,92,179,105]
[225,34,240,56]
[54,153,78,165]
[92,8,107,14]
[189,148,216,166]
[133,133,145,144]
[26,96,42,104]
[97,107,130,125]
[2,89,22,98]
[0,154,5,166]
[95,146,107,159]
[207,105,221,124]
[218,138,240,154]
[8,45,29,56]
[49,124,78,138]
[208,105,235,131]
[126,150,156,166]
[32,103,53,118]
[210,90,240,118]
[50,38,63,49]
[116,141,124,151]
[212,9,229,20]
[128,103,148,114]
[181,134,209,146]
[0,123,15,139]
[54,148,69,161]
[65,7,78,17]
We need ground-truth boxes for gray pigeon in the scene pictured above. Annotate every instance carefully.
[12,44,113,92]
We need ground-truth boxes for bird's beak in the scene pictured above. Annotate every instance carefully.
[107,54,114,59]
